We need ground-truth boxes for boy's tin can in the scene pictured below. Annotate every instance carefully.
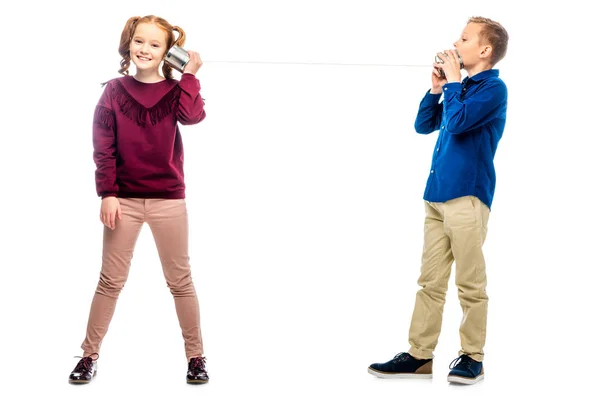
[165,45,190,73]
[434,51,464,78]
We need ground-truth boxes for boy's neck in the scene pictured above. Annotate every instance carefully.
[465,63,494,78]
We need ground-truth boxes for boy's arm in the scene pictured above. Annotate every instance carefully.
[442,80,507,135]
[176,73,206,125]
[414,90,443,134]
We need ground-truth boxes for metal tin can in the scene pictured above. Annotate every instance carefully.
[164,45,190,73]
[434,51,464,78]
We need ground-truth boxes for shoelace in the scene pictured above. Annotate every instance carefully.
[449,355,473,370]
[189,356,207,372]
[392,352,409,363]
[73,353,99,373]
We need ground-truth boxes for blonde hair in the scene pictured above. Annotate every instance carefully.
[118,15,186,79]
[468,16,509,66]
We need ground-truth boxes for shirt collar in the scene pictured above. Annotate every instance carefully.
[464,69,499,84]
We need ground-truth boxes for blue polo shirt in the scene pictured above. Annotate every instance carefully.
[414,69,507,210]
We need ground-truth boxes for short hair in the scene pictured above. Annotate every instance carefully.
[468,16,509,66]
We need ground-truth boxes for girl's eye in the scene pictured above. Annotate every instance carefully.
[135,40,142,43]
[152,44,159,48]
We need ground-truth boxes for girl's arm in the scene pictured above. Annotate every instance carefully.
[176,73,206,125]
[92,84,119,198]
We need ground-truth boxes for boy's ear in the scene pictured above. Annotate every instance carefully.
[480,45,492,59]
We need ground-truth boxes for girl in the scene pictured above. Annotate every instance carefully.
[69,15,208,385]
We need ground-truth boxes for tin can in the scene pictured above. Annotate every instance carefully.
[164,45,190,73]
[434,51,464,78]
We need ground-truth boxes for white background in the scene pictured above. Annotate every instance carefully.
[1,0,598,399]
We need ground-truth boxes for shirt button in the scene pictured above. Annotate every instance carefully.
[444,87,447,91]
[437,147,440,151]
[441,125,444,129]
[431,170,434,173]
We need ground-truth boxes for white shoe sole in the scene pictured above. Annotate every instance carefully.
[447,373,484,385]
[368,367,432,379]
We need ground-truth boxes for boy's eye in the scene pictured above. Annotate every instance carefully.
[135,40,142,43]
[152,44,159,48]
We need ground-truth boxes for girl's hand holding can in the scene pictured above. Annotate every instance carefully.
[183,51,203,75]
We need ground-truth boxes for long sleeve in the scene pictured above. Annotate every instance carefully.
[442,80,507,135]
[176,73,206,125]
[92,83,118,198]
[414,90,443,134]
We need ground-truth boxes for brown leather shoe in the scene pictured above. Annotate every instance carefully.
[69,354,98,384]
[186,356,209,384]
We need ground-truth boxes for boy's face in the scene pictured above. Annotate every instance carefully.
[129,23,168,72]
[453,23,491,68]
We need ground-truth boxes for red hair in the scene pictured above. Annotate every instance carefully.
[118,15,186,79]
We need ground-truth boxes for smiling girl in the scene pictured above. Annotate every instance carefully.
[69,15,209,385]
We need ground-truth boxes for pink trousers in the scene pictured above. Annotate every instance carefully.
[81,198,204,361]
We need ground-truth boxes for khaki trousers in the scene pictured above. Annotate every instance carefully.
[81,198,204,361]
[408,195,490,362]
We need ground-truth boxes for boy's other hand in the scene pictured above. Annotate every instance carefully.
[431,66,447,94]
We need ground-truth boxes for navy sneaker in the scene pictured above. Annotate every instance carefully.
[447,355,484,384]
[368,352,433,379]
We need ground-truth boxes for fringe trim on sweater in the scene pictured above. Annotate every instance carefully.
[111,80,181,126]
[93,105,116,130]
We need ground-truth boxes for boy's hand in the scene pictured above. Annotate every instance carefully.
[183,51,203,75]
[431,66,447,94]
[100,196,122,230]
[436,49,462,83]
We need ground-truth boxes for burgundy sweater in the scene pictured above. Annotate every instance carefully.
[92,73,206,199]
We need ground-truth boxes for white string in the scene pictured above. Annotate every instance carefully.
[203,60,433,68]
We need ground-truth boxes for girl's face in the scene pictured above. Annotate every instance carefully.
[129,23,169,73]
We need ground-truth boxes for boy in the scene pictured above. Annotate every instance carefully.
[368,16,509,385]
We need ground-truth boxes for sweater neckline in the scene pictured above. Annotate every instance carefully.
[111,78,181,126]
[128,75,170,85]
